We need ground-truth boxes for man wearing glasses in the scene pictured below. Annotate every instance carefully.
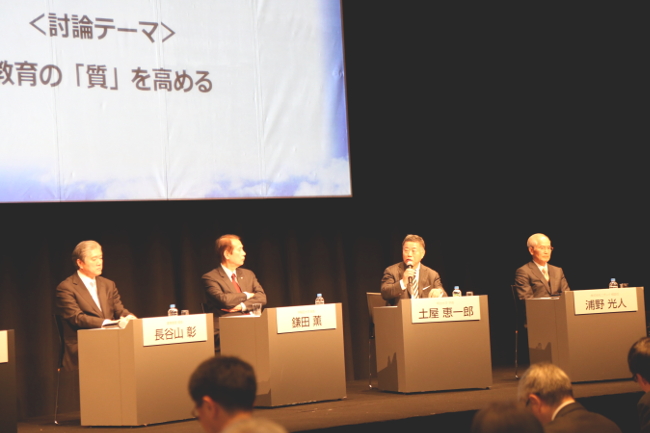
[514,233,570,299]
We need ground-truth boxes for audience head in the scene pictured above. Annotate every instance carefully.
[189,356,257,433]
[629,337,650,391]
[471,401,544,433]
[517,363,574,425]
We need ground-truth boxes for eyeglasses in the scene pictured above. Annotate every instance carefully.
[535,246,553,252]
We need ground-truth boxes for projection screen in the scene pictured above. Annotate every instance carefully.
[0,0,351,202]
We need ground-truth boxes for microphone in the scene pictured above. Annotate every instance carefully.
[406,261,413,285]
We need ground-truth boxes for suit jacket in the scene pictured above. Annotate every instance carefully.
[202,266,267,337]
[545,402,621,433]
[514,261,570,300]
[55,273,131,370]
[381,262,447,305]
[638,391,650,433]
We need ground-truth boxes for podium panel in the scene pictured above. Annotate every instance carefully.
[374,297,492,393]
[220,304,346,407]
[0,330,17,433]
[78,314,214,426]
[527,288,646,382]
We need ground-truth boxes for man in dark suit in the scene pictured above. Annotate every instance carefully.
[514,233,570,299]
[202,235,266,351]
[381,234,447,305]
[471,401,543,433]
[628,337,650,433]
[518,363,622,433]
[55,240,136,370]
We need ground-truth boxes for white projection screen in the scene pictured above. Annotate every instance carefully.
[0,0,351,202]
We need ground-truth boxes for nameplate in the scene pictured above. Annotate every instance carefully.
[573,288,638,315]
[0,330,7,363]
[411,297,481,323]
[142,314,208,347]
[276,304,337,334]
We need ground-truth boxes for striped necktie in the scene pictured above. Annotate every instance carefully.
[410,277,419,299]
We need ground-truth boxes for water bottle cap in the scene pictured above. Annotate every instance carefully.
[170,304,176,308]
[454,286,459,289]
[317,293,322,297]
[611,278,616,282]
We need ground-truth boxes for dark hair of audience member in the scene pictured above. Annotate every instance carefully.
[629,337,650,383]
[188,356,257,413]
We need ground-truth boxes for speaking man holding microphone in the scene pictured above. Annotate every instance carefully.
[381,234,447,305]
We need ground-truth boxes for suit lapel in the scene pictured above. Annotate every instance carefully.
[96,277,110,319]
[419,265,431,288]
[218,267,237,292]
[236,270,247,291]
[547,265,558,295]
[73,273,103,316]
[529,262,551,295]
[398,262,407,281]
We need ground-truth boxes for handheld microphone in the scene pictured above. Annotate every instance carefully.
[406,261,413,284]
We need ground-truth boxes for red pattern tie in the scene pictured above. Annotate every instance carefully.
[231,273,242,293]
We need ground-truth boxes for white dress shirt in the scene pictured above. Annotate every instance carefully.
[77,270,102,312]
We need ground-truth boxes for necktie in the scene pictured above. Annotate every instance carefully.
[542,268,549,282]
[231,273,242,293]
[410,277,419,299]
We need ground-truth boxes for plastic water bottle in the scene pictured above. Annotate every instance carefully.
[315,293,325,305]
[609,278,618,289]
[453,286,462,297]
[168,304,179,316]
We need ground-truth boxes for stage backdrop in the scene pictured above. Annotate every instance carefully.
[0,0,350,202]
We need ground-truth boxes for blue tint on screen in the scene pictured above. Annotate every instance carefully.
[322,1,350,162]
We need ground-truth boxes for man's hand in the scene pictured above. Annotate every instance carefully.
[402,268,416,287]
[221,304,243,313]
[244,292,254,300]
[116,315,137,328]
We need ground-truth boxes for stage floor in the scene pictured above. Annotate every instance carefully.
[18,365,642,433]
